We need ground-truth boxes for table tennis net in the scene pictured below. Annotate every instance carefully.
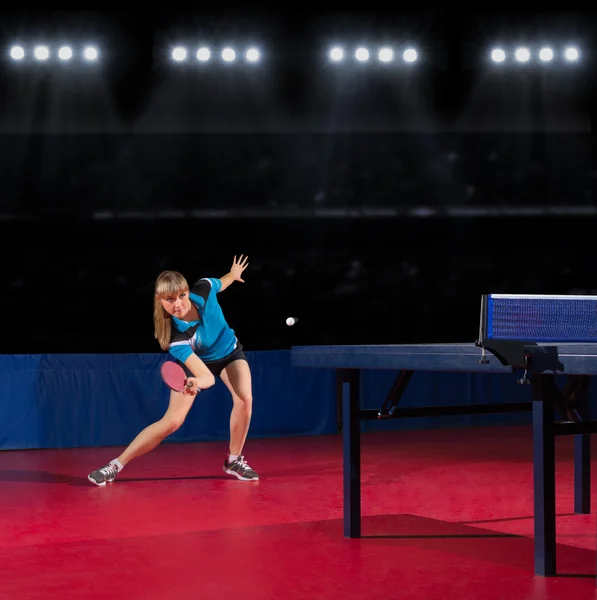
[485,294,597,342]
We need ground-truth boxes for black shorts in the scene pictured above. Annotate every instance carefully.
[178,342,247,378]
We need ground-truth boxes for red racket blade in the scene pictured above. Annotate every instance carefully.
[160,362,188,392]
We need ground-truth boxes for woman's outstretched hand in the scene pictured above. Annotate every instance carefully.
[230,255,249,282]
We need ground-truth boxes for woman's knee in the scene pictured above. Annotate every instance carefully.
[161,415,186,435]
[162,390,194,435]
[233,393,253,411]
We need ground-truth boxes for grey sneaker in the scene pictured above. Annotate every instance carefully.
[223,455,259,481]
[88,462,120,486]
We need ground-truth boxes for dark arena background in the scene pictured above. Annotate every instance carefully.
[1,6,597,600]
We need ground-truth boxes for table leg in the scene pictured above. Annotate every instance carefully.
[532,374,557,576]
[573,376,591,514]
[574,434,590,514]
[340,368,361,538]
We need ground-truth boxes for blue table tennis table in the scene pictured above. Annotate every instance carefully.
[291,294,597,580]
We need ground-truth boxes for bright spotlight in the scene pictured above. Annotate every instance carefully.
[514,47,530,62]
[196,47,210,61]
[378,47,394,62]
[222,48,236,62]
[539,48,553,61]
[10,46,24,60]
[58,46,73,60]
[83,46,98,61]
[172,47,187,61]
[246,47,260,62]
[564,47,579,61]
[491,48,506,62]
[403,48,417,63]
[34,45,49,60]
[329,47,344,61]
[355,47,369,62]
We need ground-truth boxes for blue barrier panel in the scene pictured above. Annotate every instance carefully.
[3,351,591,450]
[0,351,337,450]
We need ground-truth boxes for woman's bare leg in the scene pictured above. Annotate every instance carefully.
[220,360,253,456]
[116,389,196,465]
[88,389,196,485]
[220,360,258,481]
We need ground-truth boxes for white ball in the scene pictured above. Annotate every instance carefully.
[286,317,295,326]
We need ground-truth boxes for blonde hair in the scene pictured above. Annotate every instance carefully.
[153,270,190,351]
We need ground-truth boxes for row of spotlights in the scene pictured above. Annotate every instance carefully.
[172,47,260,62]
[491,46,579,63]
[9,45,99,61]
[171,45,417,63]
[7,43,580,66]
[329,46,418,63]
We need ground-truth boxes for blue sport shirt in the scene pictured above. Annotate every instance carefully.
[168,277,238,364]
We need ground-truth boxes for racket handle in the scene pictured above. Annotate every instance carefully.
[184,379,201,393]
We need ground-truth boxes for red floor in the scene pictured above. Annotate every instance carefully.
[1,424,596,599]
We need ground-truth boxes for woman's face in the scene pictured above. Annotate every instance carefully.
[160,289,192,319]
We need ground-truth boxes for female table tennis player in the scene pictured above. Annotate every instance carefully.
[88,255,259,485]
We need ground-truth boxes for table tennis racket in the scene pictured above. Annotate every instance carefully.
[160,362,194,393]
